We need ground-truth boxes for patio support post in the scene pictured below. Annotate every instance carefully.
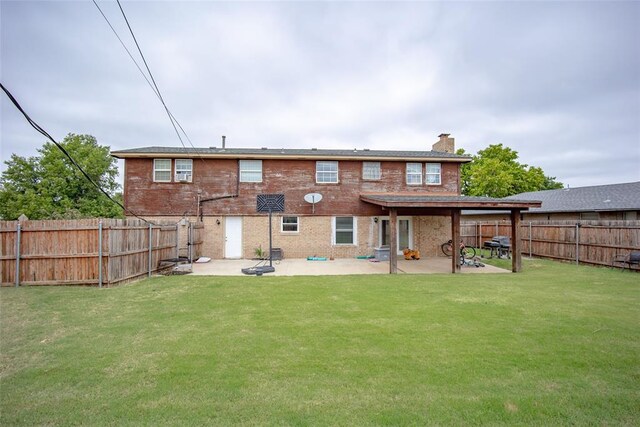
[451,210,461,273]
[389,208,398,274]
[511,210,522,272]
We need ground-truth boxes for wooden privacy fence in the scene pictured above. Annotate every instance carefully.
[1,219,204,287]
[461,220,640,268]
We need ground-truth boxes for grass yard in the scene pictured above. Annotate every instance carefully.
[1,259,639,426]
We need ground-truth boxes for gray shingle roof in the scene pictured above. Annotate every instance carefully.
[110,146,471,161]
[360,194,541,209]
[464,182,640,214]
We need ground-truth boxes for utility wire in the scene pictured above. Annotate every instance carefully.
[0,82,154,224]
[93,0,206,164]
[116,0,188,150]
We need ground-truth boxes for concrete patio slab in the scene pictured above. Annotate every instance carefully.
[189,257,509,276]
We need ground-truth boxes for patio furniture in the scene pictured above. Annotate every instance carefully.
[483,236,511,259]
[611,251,640,270]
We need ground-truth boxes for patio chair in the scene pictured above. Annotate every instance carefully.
[611,251,640,270]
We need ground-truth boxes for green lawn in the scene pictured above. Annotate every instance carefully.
[1,259,638,426]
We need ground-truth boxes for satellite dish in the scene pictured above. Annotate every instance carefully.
[304,193,323,204]
[304,193,323,213]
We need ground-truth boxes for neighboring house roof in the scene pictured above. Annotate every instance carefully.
[361,194,541,210]
[462,181,640,215]
[111,146,472,162]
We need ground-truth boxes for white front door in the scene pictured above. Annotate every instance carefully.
[380,217,413,255]
[224,217,243,258]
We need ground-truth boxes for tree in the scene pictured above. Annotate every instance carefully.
[457,144,563,198]
[0,134,123,220]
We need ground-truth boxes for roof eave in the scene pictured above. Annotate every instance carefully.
[360,195,542,210]
[110,151,472,162]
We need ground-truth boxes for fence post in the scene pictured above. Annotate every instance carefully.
[148,223,153,277]
[575,223,580,265]
[15,223,21,287]
[529,222,532,258]
[188,222,193,263]
[176,223,180,260]
[98,221,103,288]
[495,221,498,236]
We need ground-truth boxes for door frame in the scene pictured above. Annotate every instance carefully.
[224,216,243,259]
[379,216,413,255]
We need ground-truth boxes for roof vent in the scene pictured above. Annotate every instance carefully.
[261,147,268,150]
[311,148,318,151]
[363,148,370,151]
[209,146,217,149]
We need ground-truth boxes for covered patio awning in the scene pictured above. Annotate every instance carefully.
[360,193,542,274]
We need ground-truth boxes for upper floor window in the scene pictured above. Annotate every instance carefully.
[281,216,299,233]
[362,162,381,180]
[333,216,357,245]
[175,159,193,182]
[239,160,262,183]
[406,163,422,185]
[154,159,171,182]
[316,161,338,183]
[425,163,441,185]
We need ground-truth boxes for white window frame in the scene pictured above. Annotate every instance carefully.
[425,163,441,185]
[281,216,299,233]
[362,162,381,180]
[406,162,422,185]
[174,159,193,183]
[332,216,357,245]
[316,161,339,183]
[239,160,263,183]
[153,159,172,182]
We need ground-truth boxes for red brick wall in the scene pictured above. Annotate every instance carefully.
[123,158,461,216]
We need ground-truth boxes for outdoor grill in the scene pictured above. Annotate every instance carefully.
[483,236,511,259]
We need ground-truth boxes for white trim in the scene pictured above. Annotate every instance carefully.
[280,216,299,233]
[239,160,263,183]
[153,159,172,182]
[332,216,357,245]
[316,161,339,184]
[406,162,422,185]
[378,216,413,255]
[425,162,441,185]
[174,159,193,183]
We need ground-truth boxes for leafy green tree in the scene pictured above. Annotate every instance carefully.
[457,144,563,198]
[0,134,123,219]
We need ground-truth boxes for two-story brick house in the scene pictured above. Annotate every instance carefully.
[112,134,540,273]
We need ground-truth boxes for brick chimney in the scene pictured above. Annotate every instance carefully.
[432,133,455,153]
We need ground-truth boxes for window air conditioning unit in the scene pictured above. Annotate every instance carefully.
[177,174,191,182]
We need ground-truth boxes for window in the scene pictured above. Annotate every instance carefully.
[425,163,441,185]
[362,162,381,180]
[333,216,356,245]
[175,159,193,182]
[154,159,171,182]
[406,163,422,185]
[316,161,338,183]
[281,216,299,232]
[240,160,262,182]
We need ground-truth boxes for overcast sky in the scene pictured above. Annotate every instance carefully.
[2,0,639,189]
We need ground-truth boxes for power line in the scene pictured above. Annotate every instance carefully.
[0,82,153,224]
[116,0,190,150]
[93,0,206,164]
